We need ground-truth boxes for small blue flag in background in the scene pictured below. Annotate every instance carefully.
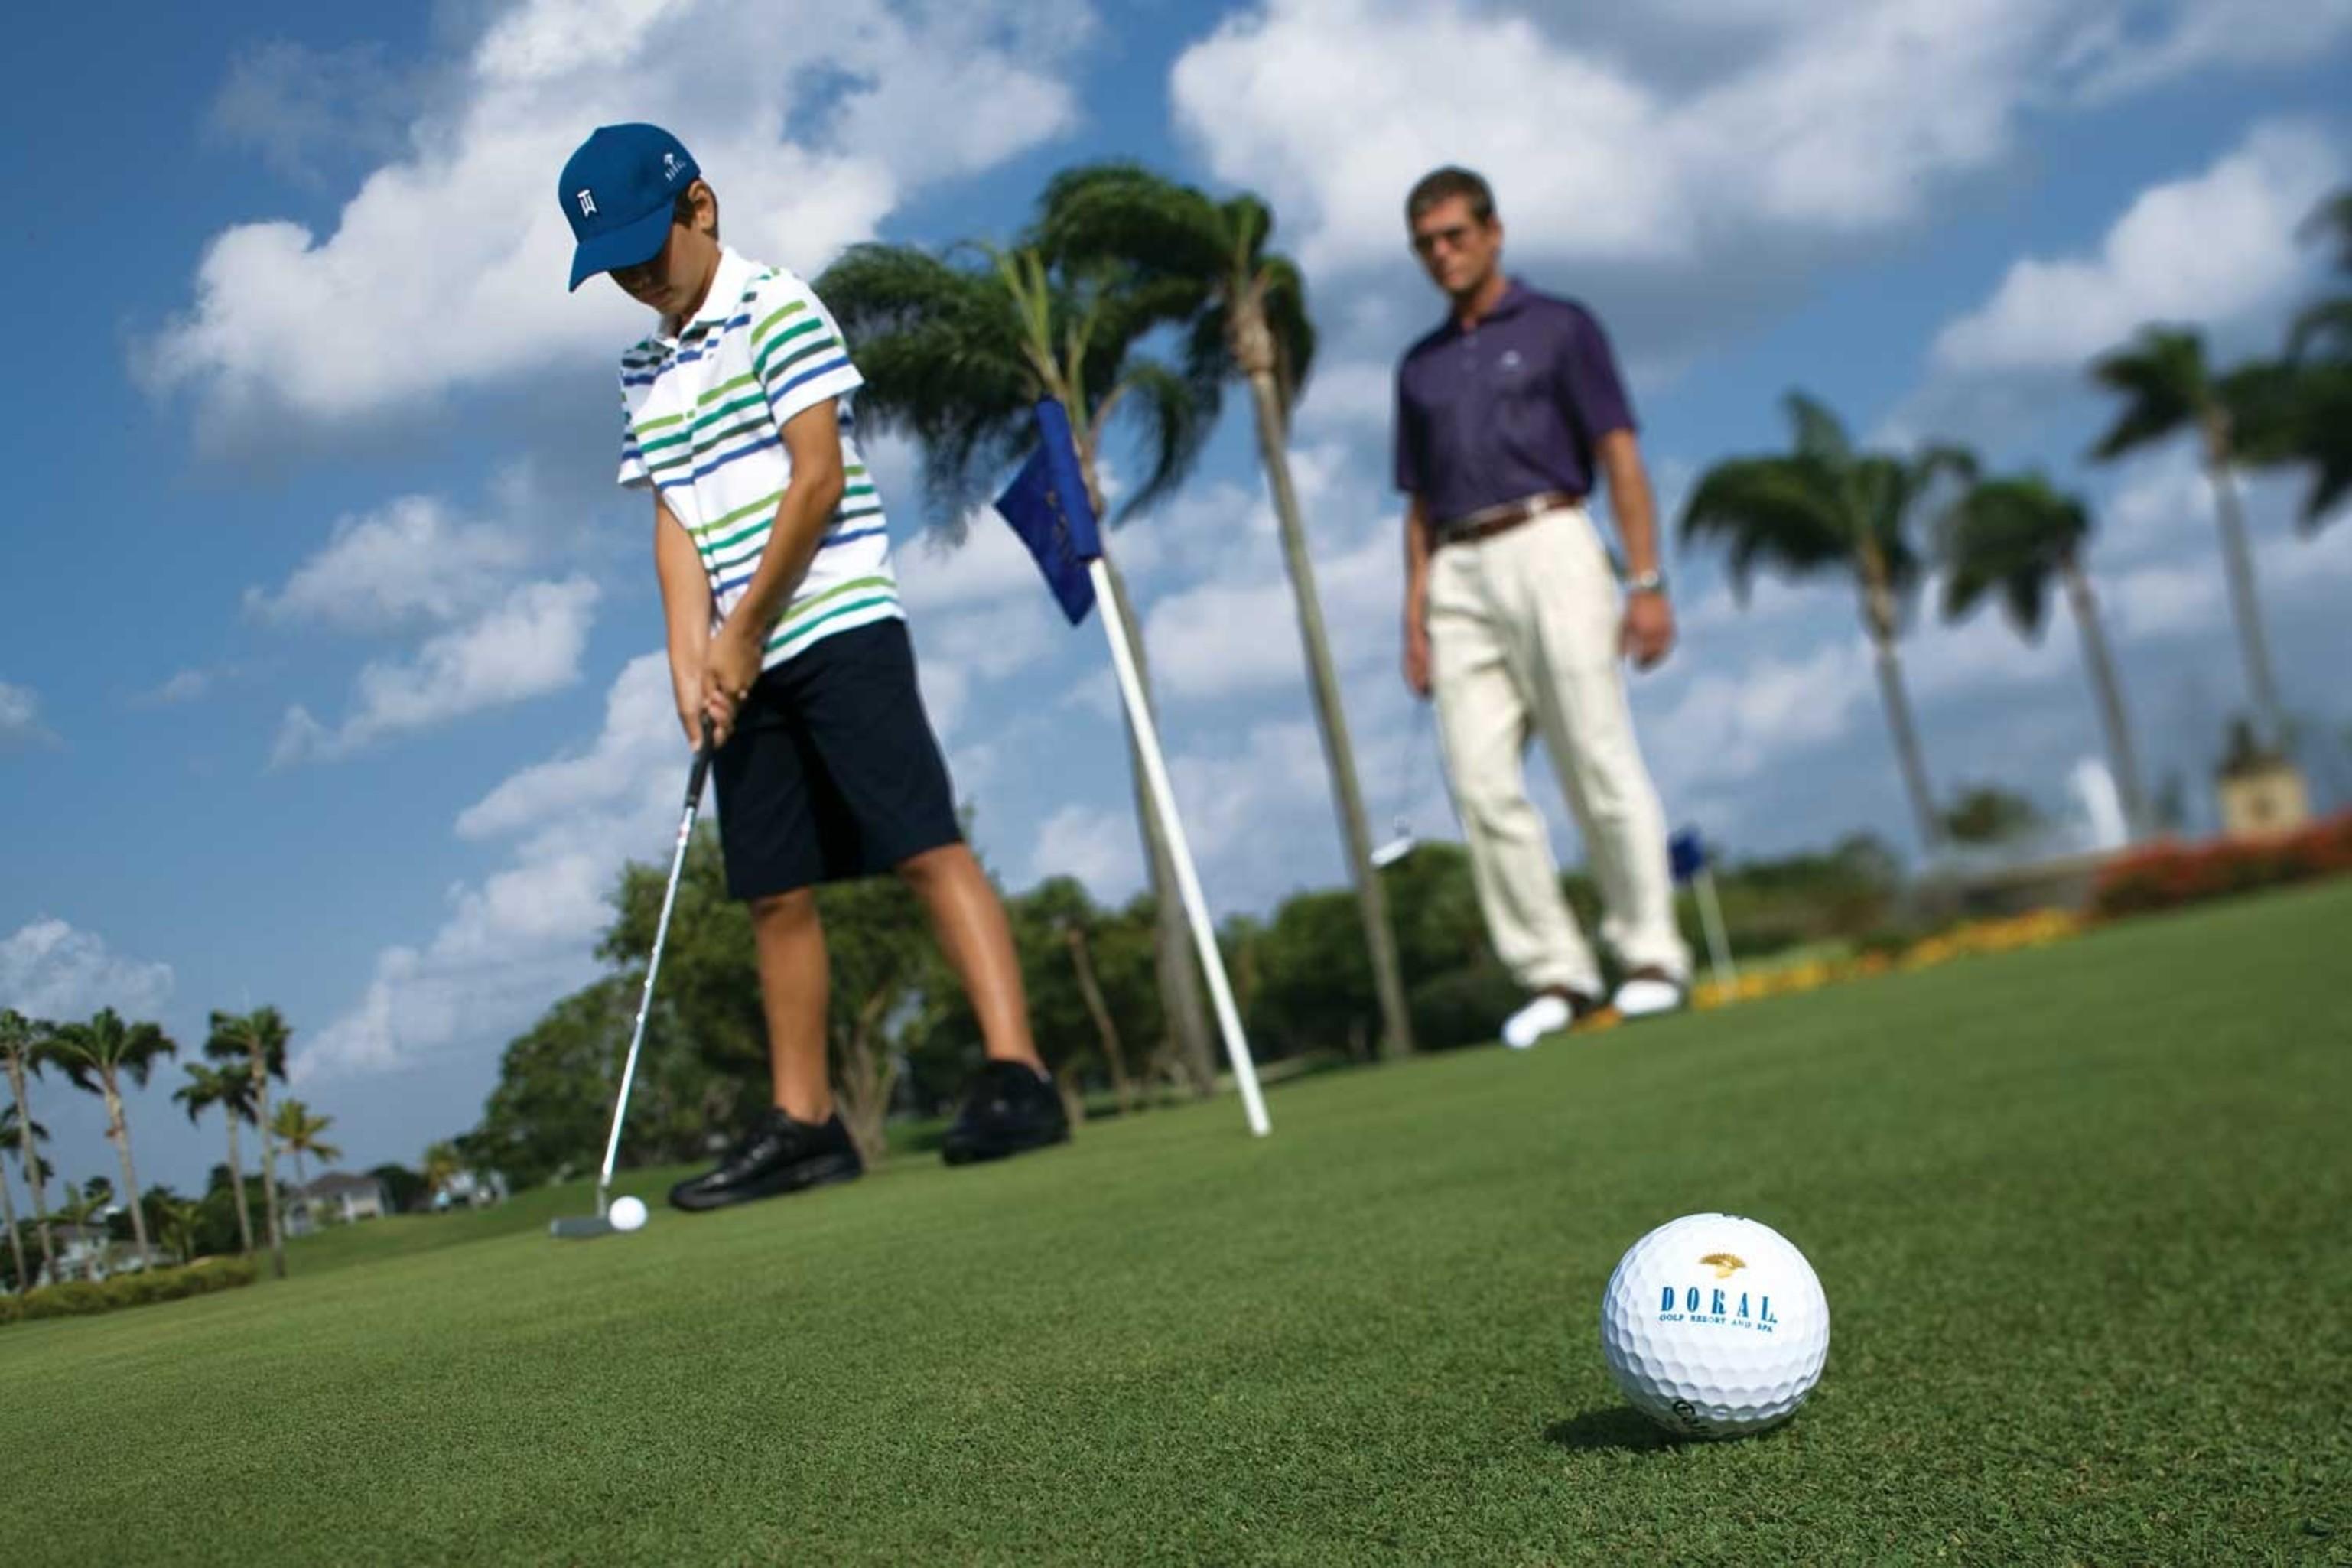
[1668,828,1708,885]
[993,399,1103,626]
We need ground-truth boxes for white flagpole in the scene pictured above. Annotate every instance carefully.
[1087,558,1270,1137]
[1695,867,1736,993]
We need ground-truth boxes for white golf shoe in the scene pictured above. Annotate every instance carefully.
[1612,971,1688,1020]
[1501,989,1595,1049]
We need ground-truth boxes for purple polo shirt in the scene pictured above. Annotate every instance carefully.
[1394,279,1636,524]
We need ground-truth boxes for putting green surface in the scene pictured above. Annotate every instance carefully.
[11,885,2348,1565]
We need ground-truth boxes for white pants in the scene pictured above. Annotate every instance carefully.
[1427,503,1690,997]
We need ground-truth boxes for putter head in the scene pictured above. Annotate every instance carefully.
[549,1215,616,1240]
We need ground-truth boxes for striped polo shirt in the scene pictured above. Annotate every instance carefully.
[616,246,899,670]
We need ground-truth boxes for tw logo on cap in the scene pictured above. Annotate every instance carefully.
[576,189,597,218]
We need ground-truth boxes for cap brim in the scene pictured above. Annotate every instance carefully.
[568,204,675,292]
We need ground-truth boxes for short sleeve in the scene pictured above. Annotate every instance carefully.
[1557,304,1636,442]
[750,271,864,429]
[616,383,652,491]
[1394,367,1425,495]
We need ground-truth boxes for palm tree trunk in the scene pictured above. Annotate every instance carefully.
[1243,366,1415,1060]
[1064,924,1135,1117]
[1862,584,1943,851]
[102,1078,152,1262]
[2061,558,2149,841]
[224,1116,255,1257]
[5,1054,51,1283]
[2201,429,2286,749]
[249,1043,286,1280]
[0,1160,24,1294]
[1093,542,1218,1098]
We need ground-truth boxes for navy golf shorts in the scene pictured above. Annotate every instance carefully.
[711,618,962,900]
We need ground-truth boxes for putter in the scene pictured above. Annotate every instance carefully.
[1370,703,1436,868]
[551,717,716,1241]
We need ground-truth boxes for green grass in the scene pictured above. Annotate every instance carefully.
[11,885,2349,1566]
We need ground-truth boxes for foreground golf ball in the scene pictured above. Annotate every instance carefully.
[609,1196,648,1232]
[1599,1212,1830,1439]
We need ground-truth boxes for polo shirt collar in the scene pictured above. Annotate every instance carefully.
[662,245,755,343]
[1441,275,1533,340]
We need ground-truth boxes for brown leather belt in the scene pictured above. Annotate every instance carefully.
[1432,489,1579,546]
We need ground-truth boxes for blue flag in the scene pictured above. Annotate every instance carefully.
[992,399,1103,626]
[1668,828,1708,885]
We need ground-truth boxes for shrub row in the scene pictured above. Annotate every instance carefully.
[0,1258,259,1327]
[2090,812,2352,918]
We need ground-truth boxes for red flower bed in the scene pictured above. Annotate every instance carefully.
[2090,812,2352,918]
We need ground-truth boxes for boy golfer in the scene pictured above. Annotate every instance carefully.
[559,123,1066,1207]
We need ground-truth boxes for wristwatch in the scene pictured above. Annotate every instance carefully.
[1625,568,1669,597]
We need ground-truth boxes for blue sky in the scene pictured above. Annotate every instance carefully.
[4,0,2349,1196]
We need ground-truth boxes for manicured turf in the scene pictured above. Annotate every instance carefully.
[10,884,2348,1565]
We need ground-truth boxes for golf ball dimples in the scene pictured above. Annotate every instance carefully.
[1599,1212,1829,1439]
[609,1196,648,1232]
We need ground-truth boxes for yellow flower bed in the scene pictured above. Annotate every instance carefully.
[1691,908,2083,1010]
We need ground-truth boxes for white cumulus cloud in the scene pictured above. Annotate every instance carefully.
[0,919,175,1023]
[272,577,602,764]
[143,0,1093,443]
[1933,121,2344,376]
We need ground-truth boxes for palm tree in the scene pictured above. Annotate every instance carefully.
[2087,327,2285,747]
[816,239,1225,1094]
[153,1195,203,1267]
[0,1010,57,1286]
[56,1177,109,1283]
[174,1063,258,1257]
[421,1140,462,1204]
[1036,163,1414,1060]
[44,1008,177,1264]
[270,1098,340,1202]
[206,1008,289,1279]
[1680,392,1966,851]
[0,1104,40,1293]
[0,1104,46,1291]
[1938,471,2149,840]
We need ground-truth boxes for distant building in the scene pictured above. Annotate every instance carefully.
[34,1224,113,1287]
[430,1168,509,1212]
[285,1171,392,1235]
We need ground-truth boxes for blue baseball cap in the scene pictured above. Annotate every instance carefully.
[558,124,701,292]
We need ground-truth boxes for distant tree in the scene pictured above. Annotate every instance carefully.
[371,1163,428,1215]
[270,1101,340,1199]
[205,1008,291,1280]
[1942,786,2045,846]
[2087,327,2285,746]
[1682,393,1968,850]
[174,1062,258,1256]
[45,1008,177,1263]
[0,1011,57,1287]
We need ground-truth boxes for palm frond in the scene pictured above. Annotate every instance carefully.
[815,243,1039,528]
[2087,327,2206,461]
[1937,474,2087,639]
[1033,162,1235,284]
[1104,358,1221,522]
[2298,187,2352,277]
[2284,297,2352,363]
[1255,254,1318,401]
[1782,391,1853,468]
[1678,456,1853,600]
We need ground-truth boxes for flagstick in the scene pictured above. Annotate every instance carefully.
[1087,558,1271,1137]
[1695,866,1736,993]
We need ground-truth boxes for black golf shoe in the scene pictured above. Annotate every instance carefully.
[669,1108,863,1212]
[942,1060,1071,1166]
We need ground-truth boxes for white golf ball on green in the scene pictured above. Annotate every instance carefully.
[609,1196,648,1232]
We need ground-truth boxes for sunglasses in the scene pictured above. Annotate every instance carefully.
[1411,222,1482,258]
